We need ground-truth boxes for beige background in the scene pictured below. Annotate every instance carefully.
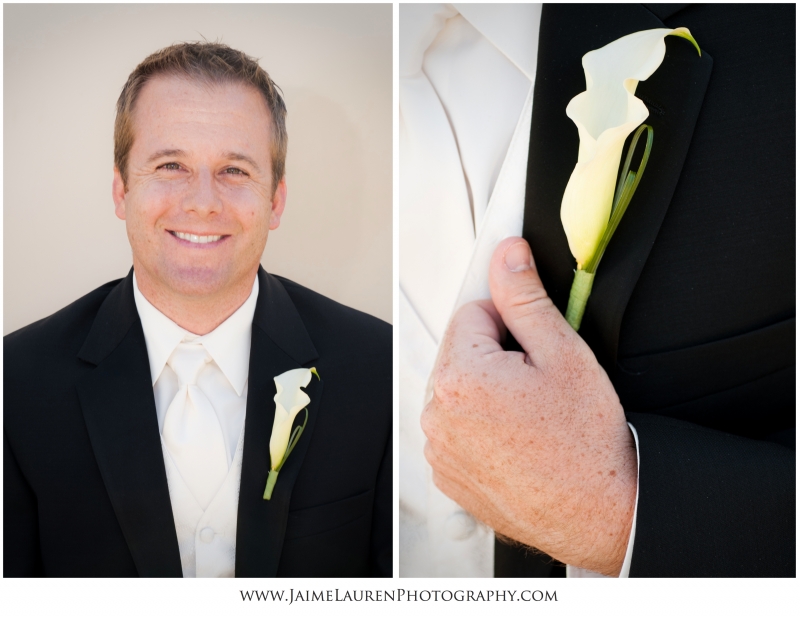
[3,3,392,335]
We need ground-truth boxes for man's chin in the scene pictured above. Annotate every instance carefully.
[156,265,251,299]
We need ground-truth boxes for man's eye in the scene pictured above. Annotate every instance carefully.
[160,163,181,171]
[224,167,247,175]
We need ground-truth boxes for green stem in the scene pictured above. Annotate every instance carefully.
[565,269,595,331]
[263,470,279,500]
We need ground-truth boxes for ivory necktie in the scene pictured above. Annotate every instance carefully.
[162,341,229,510]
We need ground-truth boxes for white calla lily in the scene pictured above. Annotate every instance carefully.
[561,27,700,268]
[560,27,700,331]
[270,368,313,468]
[264,367,319,500]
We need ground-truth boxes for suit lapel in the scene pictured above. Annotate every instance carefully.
[76,270,182,577]
[522,3,713,367]
[235,268,321,577]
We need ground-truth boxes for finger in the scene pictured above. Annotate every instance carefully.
[438,299,505,365]
[488,237,575,367]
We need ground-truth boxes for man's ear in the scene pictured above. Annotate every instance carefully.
[112,167,127,220]
[269,177,287,230]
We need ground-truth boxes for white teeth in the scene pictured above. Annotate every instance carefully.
[174,232,223,244]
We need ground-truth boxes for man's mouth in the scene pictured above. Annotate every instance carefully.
[169,231,226,244]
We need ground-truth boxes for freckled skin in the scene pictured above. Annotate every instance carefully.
[112,76,287,334]
[421,237,637,576]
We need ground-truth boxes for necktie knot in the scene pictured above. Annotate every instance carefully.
[167,342,211,387]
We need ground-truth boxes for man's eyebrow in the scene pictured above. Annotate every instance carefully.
[145,149,263,172]
[146,149,187,164]
[223,152,262,173]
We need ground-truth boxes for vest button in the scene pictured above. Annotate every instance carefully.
[444,511,476,541]
[199,527,215,543]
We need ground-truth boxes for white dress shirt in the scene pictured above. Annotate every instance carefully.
[133,273,258,577]
[400,3,638,578]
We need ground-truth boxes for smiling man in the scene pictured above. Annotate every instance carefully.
[4,43,391,578]
[114,70,285,334]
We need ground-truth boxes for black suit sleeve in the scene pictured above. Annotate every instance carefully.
[370,426,393,577]
[4,430,43,576]
[626,413,795,577]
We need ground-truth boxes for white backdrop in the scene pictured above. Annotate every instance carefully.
[3,3,392,334]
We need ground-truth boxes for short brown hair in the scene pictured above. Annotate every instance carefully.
[114,42,287,192]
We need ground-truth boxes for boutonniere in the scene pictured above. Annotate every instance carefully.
[263,367,320,500]
[561,27,701,330]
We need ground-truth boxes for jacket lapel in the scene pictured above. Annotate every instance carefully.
[522,3,713,367]
[235,268,321,577]
[76,270,182,577]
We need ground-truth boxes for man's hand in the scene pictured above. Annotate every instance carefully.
[421,237,637,576]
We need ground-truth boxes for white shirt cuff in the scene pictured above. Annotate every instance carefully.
[566,421,640,578]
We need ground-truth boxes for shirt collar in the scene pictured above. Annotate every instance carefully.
[132,273,259,396]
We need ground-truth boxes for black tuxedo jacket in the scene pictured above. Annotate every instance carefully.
[498,3,794,577]
[4,268,392,577]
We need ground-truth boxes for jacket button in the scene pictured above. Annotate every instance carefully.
[199,527,215,543]
[444,511,476,540]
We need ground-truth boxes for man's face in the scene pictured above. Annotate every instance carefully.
[113,75,286,300]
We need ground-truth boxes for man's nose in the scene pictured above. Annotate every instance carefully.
[182,168,223,216]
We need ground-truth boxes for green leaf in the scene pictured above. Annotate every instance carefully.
[275,408,309,472]
[585,124,653,274]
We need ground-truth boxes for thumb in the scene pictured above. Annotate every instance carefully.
[489,237,574,367]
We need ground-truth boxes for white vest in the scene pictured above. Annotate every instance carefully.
[160,428,245,578]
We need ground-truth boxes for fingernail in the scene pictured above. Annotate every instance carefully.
[504,242,532,272]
